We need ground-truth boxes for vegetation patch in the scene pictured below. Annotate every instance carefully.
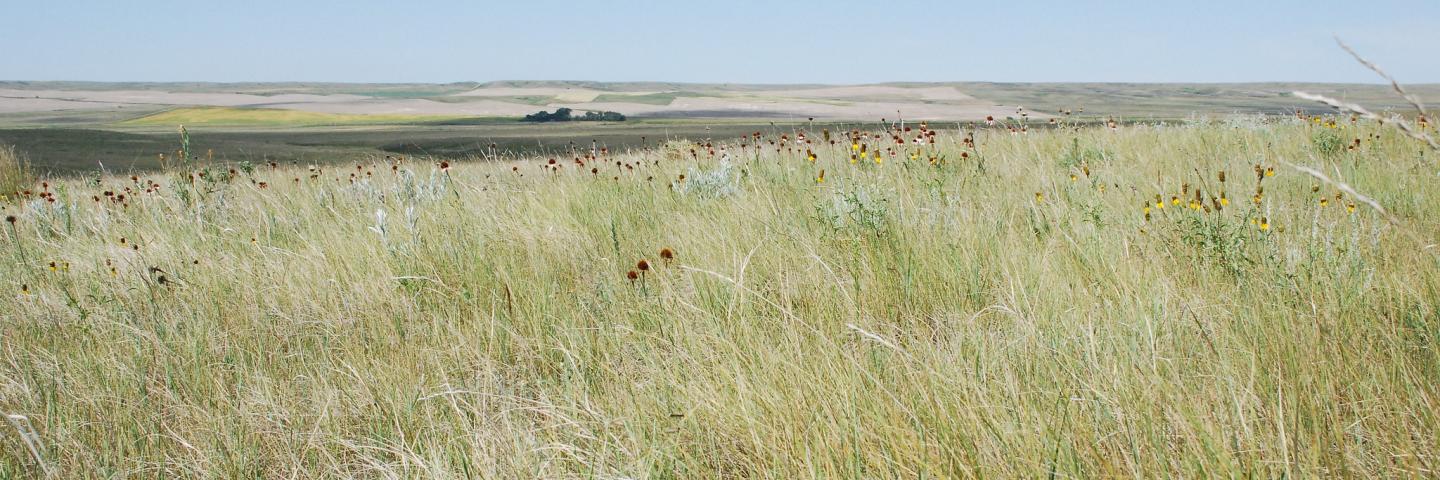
[592,92,703,105]
[522,107,626,122]
[119,107,472,127]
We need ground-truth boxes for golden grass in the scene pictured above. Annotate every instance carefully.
[0,117,1438,477]
[119,107,469,127]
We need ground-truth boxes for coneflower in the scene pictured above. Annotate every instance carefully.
[660,248,674,265]
[637,260,650,273]
[626,270,639,283]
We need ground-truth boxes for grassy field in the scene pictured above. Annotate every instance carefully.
[0,121,890,174]
[1,115,1438,477]
[591,92,709,106]
[118,107,477,128]
[950,82,1440,118]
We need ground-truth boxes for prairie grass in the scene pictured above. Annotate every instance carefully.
[0,144,34,200]
[0,116,1438,478]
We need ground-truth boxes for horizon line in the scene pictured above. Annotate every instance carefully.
[2,79,1433,87]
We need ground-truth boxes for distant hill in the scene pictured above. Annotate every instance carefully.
[2,81,1436,126]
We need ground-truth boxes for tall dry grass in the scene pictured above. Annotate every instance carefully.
[0,144,35,200]
[0,117,1437,477]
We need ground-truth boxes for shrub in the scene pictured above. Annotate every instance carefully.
[676,163,739,198]
[816,182,890,235]
[1311,129,1344,157]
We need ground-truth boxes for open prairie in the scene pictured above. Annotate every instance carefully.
[6,0,1440,476]
[2,110,1439,477]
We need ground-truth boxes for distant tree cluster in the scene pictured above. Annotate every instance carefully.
[523,107,625,122]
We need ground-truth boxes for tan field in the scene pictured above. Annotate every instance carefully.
[6,82,1439,125]
[0,83,1027,121]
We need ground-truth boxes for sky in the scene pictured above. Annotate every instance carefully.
[3,0,1438,85]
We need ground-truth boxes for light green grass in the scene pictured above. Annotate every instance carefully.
[592,92,706,105]
[119,107,471,127]
[1,117,1438,477]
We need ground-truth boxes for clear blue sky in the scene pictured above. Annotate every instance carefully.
[4,0,1438,84]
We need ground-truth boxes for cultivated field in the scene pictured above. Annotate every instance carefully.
[1,112,1438,477]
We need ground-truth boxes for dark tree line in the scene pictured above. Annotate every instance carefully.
[523,107,626,122]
